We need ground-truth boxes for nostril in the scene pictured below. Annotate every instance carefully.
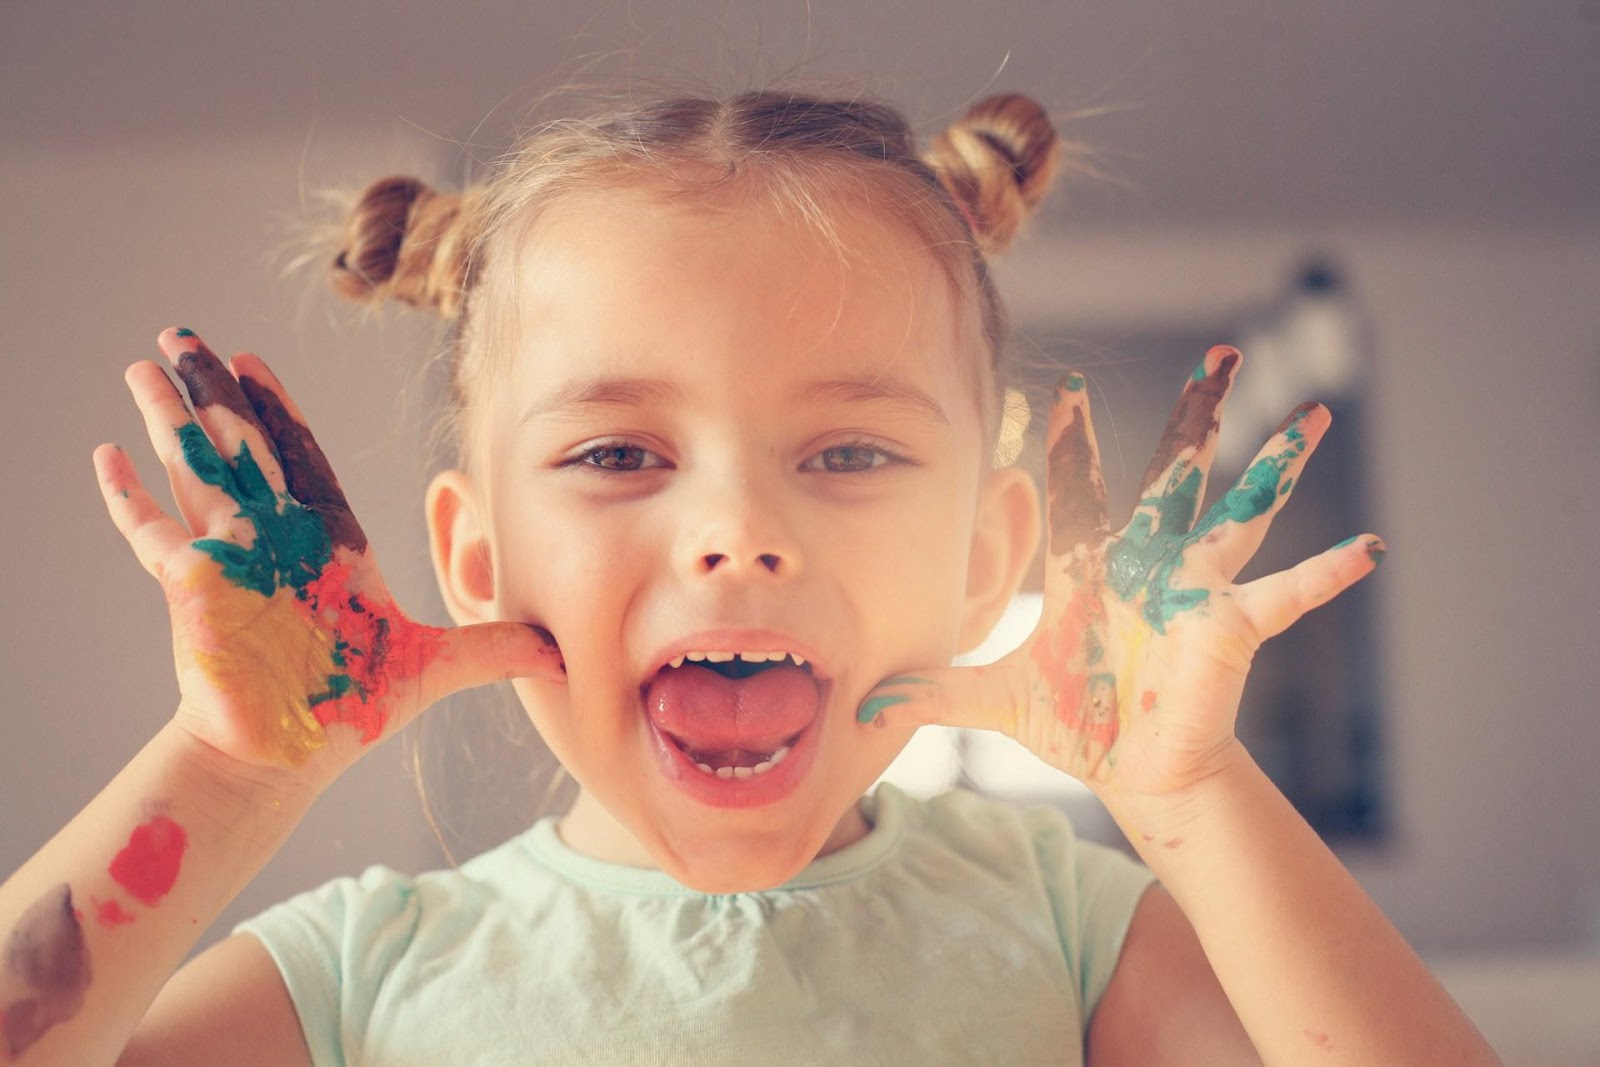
[702,553,727,571]
[758,553,781,572]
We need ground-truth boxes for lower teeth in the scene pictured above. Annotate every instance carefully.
[693,744,792,779]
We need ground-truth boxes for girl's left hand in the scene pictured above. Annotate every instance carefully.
[856,345,1384,807]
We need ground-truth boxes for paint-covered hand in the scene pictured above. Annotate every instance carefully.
[92,328,566,787]
[857,345,1383,803]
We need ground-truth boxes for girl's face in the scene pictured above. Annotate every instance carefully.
[432,181,1026,892]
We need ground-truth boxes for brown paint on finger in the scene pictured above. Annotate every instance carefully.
[1,885,91,1057]
[1045,405,1108,553]
[238,375,368,553]
[174,343,272,438]
[1138,349,1238,493]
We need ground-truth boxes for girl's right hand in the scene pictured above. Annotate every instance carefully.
[91,328,566,792]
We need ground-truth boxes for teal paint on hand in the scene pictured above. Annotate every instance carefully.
[1106,406,1312,634]
[1191,361,1209,382]
[1106,465,1208,629]
[179,423,333,598]
[1335,535,1359,549]
[1064,373,1086,392]
[1365,539,1386,565]
[858,693,910,724]
[174,328,196,338]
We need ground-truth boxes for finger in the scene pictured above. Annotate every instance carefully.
[159,328,288,498]
[1188,400,1330,582]
[1235,534,1385,641]
[124,359,253,540]
[413,621,568,711]
[92,443,190,581]
[855,660,1029,735]
[230,351,368,555]
[1042,372,1109,559]
[1128,344,1241,534]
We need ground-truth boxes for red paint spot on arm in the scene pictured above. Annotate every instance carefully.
[108,816,187,907]
[1161,837,1184,850]
[1141,689,1157,713]
[1303,1028,1333,1051]
[93,898,137,928]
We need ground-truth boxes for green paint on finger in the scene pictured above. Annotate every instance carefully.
[1365,539,1386,565]
[1335,534,1359,549]
[174,327,196,337]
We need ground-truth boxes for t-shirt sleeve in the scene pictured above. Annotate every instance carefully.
[1021,804,1157,1024]
[232,865,423,1067]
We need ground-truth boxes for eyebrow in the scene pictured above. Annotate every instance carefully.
[518,372,951,429]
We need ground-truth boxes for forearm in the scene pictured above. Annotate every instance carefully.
[0,721,317,1066]
[1100,743,1498,1066]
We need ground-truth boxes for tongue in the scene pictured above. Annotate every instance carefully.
[646,663,819,753]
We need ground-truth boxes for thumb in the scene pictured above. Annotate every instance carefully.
[855,656,1029,737]
[414,621,567,709]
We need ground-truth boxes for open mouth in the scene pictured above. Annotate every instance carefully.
[646,651,819,780]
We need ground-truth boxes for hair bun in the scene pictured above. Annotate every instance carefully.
[925,92,1063,255]
[330,176,477,319]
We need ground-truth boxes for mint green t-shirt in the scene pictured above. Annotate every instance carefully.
[236,782,1155,1066]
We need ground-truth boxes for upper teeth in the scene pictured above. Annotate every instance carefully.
[669,651,806,669]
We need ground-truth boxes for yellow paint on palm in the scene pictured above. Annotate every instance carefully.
[176,567,341,766]
[1108,605,1153,734]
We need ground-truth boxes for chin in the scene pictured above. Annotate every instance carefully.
[652,823,828,893]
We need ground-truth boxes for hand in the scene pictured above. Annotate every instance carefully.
[856,345,1383,805]
[93,328,566,788]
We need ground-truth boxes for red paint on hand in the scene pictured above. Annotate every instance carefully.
[300,557,443,745]
[108,815,188,907]
[1141,689,1157,714]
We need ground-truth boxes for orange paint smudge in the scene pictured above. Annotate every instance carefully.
[1141,689,1157,713]
[1304,1029,1333,1051]
[1162,837,1184,850]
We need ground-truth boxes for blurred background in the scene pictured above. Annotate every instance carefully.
[3,3,1597,1061]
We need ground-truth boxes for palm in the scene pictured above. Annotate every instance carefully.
[860,346,1382,801]
[95,329,565,783]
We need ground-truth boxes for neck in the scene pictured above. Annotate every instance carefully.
[556,788,873,870]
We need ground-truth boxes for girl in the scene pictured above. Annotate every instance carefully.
[0,90,1495,1065]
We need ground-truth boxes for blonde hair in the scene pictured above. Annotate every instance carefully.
[331,90,1069,475]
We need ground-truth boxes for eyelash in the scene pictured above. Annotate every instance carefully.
[562,438,912,475]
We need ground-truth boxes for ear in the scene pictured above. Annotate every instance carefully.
[425,468,498,626]
[957,465,1041,654]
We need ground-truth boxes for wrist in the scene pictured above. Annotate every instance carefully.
[155,718,325,829]
[1094,737,1255,854]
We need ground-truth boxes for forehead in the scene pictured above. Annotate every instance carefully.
[494,182,976,399]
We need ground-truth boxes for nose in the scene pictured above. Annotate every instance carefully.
[677,474,803,582]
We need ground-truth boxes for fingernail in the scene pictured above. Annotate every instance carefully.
[857,693,908,724]
[1365,538,1387,565]
[1059,372,1085,394]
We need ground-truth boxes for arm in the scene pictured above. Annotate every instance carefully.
[1100,744,1496,1064]
[118,932,309,1067]
[0,723,315,1067]
[1086,884,1259,1066]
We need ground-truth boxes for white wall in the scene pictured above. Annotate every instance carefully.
[3,131,1597,958]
